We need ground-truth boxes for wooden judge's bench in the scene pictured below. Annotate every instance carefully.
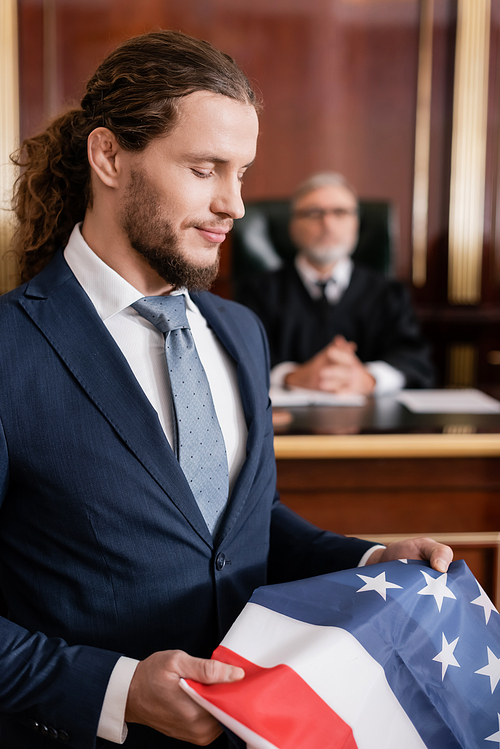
[273,394,500,604]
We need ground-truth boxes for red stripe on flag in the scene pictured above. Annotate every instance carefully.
[186,645,359,749]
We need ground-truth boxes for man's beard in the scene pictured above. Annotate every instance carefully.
[121,170,220,291]
[305,242,356,266]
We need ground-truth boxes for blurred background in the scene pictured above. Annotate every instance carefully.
[1,0,500,391]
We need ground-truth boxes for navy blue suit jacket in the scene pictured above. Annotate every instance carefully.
[0,252,372,748]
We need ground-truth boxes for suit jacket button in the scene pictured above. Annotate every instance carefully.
[47,726,58,740]
[29,719,40,731]
[59,730,70,743]
[39,724,49,736]
[215,552,226,571]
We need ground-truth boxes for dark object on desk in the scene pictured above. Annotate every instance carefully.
[232,198,395,281]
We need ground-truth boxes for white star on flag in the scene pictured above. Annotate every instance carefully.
[476,648,500,693]
[485,714,500,745]
[417,570,456,612]
[433,632,460,680]
[471,582,498,625]
[356,571,402,600]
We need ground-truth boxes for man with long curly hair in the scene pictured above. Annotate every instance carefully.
[0,29,451,749]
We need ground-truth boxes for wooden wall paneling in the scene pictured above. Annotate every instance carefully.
[276,456,500,492]
[448,0,491,306]
[414,1,456,305]
[276,456,500,534]
[18,0,44,143]
[414,1,500,389]
[279,488,500,535]
[224,12,320,200]
[487,1,500,298]
[413,0,434,289]
[17,0,424,275]
[0,0,20,295]
[332,5,420,282]
[416,0,500,309]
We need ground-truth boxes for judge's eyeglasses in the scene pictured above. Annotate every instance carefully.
[293,207,358,221]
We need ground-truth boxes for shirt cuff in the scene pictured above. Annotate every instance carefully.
[365,361,406,395]
[270,362,299,389]
[97,656,139,744]
[358,545,386,567]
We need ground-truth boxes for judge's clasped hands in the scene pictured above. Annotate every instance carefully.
[285,334,376,395]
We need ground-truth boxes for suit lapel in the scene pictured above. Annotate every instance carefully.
[193,292,270,540]
[20,254,213,546]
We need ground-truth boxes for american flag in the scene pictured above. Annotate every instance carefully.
[182,560,500,749]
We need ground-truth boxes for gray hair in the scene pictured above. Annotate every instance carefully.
[291,172,358,209]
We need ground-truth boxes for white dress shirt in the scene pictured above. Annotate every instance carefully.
[270,255,406,395]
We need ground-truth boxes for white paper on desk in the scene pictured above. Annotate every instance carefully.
[269,386,366,408]
[396,388,500,414]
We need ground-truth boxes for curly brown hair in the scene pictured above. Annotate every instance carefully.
[11,30,259,282]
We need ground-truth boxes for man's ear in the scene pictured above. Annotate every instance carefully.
[87,127,123,188]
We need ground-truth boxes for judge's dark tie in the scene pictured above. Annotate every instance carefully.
[132,295,229,535]
[316,280,331,318]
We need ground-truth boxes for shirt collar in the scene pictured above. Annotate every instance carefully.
[295,254,353,298]
[63,224,195,321]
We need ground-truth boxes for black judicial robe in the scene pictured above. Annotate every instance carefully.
[237,262,435,389]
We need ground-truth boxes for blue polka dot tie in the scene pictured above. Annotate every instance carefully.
[132,295,229,535]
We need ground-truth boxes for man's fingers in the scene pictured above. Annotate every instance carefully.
[194,657,245,684]
[125,649,243,743]
[372,538,453,573]
[332,334,357,352]
[176,652,245,684]
[405,537,453,572]
[428,542,454,573]
[325,346,356,366]
[318,365,352,390]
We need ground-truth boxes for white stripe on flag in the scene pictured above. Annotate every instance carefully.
[220,602,426,749]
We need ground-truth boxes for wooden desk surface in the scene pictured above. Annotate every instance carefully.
[275,433,500,458]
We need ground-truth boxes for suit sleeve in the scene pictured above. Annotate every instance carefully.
[236,275,281,368]
[0,417,121,749]
[374,281,435,389]
[236,274,271,320]
[268,492,374,585]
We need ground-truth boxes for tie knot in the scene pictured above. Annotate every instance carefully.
[132,295,189,333]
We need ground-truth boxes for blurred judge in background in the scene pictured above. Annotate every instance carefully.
[237,172,435,396]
